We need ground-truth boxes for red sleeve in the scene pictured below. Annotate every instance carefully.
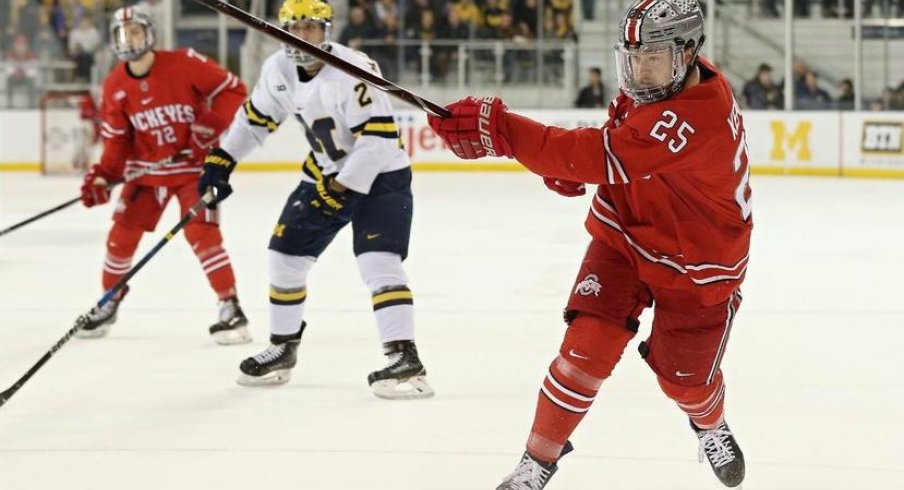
[504,112,609,184]
[504,96,733,186]
[184,48,247,121]
[97,76,132,178]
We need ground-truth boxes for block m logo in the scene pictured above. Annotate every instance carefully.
[770,121,812,161]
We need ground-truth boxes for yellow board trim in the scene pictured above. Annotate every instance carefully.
[372,290,413,305]
[269,287,307,302]
[0,163,41,171]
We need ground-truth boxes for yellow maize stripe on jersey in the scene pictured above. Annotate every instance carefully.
[351,116,399,138]
[244,100,278,132]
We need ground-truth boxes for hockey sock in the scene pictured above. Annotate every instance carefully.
[185,223,236,300]
[527,314,635,463]
[357,252,414,343]
[658,369,726,430]
[268,250,315,337]
[102,222,143,291]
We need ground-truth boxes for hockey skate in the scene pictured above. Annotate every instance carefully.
[367,340,434,400]
[209,298,251,345]
[74,286,129,339]
[237,325,303,386]
[496,441,574,490]
[693,420,745,488]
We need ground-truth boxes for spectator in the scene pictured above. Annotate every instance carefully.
[552,11,576,41]
[451,0,483,30]
[837,78,854,110]
[413,8,443,79]
[68,16,100,82]
[374,0,399,30]
[9,0,42,43]
[481,0,507,37]
[442,8,471,40]
[742,63,782,109]
[514,0,540,37]
[575,67,605,108]
[404,0,436,39]
[4,33,38,108]
[339,5,377,51]
[374,12,399,81]
[797,70,832,110]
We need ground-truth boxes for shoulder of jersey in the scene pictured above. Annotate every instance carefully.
[261,50,295,82]
[327,42,379,75]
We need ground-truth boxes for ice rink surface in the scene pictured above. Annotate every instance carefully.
[0,172,901,490]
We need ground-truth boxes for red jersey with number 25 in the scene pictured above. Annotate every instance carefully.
[98,48,246,187]
[505,57,752,306]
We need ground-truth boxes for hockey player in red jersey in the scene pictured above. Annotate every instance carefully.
[76,7,251,345]
[429,1,751,488]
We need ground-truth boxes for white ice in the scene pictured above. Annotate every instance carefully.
[0,172,901,490]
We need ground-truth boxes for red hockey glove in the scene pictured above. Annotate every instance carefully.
[543,177,586,197]
[80,164,117,207]
[427,96,513,159]
[190,111,229,161]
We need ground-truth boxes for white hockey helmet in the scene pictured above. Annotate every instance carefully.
[110,7,156,62]
[615,0,706,104]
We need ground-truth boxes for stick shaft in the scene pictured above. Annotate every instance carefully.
[191,0,450,118]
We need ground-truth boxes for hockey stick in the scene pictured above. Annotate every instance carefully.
[0,190,215,409]
[190,0,451,118]
[0,150,192,238]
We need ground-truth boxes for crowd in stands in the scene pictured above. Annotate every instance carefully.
[1,0,130,107]
[740,58,904,110]
[333,0,579,81]
[758,0,904,18]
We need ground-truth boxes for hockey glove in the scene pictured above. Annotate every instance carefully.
[190,111,230,162]
[199,147,237,208]
[308,176,362,221]
[427,96,513,159]
[80,164,118,207]
[543,177,586,197]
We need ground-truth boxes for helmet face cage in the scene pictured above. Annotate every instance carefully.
[282,19,332,69]
[278,0,334,68]
[110,8,155,62]
[615,0,704,104]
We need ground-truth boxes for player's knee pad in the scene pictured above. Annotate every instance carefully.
[269,250,315,288]
[106,222,143,259]
[558,314,636,382]
[356,251,408,293]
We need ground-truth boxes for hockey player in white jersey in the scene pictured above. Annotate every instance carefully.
[198,0,432,400]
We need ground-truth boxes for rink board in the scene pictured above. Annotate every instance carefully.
[3,109,904,178]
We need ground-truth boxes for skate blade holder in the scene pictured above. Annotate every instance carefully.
[237,369,292,387]
[371,376,434,400]
[212,326,252,345]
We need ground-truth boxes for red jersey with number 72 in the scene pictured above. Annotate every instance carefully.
[97,48,245,187]
[505,57,752,306]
